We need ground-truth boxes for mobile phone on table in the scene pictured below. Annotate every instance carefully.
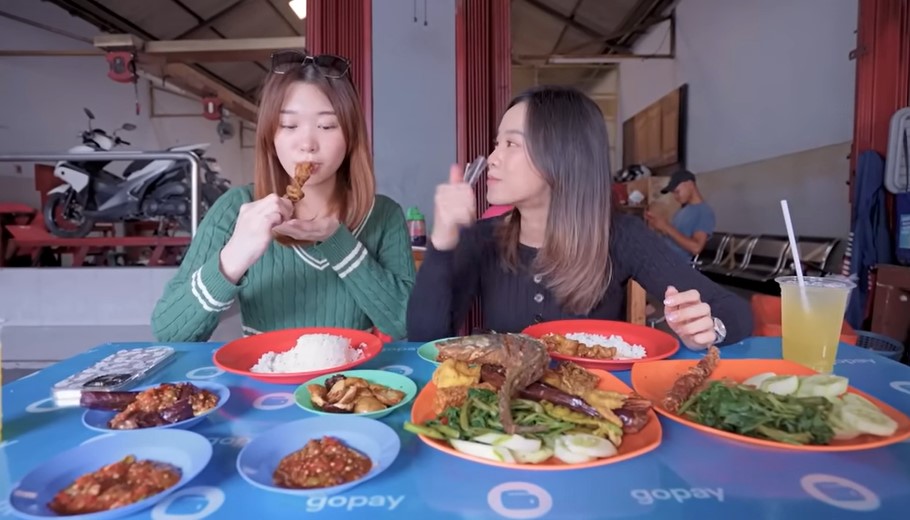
[51,346,176,407]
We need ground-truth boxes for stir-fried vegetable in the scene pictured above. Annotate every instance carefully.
[403,388,622,447]
[678,381,836,445]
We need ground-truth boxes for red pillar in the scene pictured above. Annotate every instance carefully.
[851,0,910,207]
[305,0,373,144]
[456,0,511,218]
[455,0,511,333]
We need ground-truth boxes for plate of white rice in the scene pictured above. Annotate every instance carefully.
[521,319,680,371]
[563,332,647,360]
[212,327,384,384]
[251,333,365,374]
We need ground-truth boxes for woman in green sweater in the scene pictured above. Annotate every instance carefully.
[152,51,416,342]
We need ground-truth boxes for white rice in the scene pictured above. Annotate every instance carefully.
[565,332,647,360]
[251,333,364,373]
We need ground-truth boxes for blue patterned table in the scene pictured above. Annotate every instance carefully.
[2,337,910,519]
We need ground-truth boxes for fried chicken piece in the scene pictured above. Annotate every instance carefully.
[308,384,328,408]
[541,333,617,359]
[580,389,626,427]
[285,162,314,202]
[326,377,368,403]
[432,383,497,415]
[541,360,600,395]
[368,384,405,406]
[662,345,720,413]
[432,359,481,389]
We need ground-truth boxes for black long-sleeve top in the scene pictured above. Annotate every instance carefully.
[406,213,753,345]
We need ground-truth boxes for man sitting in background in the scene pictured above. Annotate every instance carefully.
[645,169,716,263]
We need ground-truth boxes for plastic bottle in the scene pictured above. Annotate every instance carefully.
[406,207,427,247]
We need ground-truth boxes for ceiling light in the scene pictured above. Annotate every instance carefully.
[289,0,306,19]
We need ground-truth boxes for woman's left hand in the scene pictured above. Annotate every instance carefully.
[663,285,716,350]
[273,217,340,243]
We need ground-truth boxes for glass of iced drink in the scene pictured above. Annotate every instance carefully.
[775,276,856,373]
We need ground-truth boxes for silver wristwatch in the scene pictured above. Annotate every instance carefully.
[713,317,727,344]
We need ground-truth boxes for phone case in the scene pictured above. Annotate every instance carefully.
[51,346,176,407]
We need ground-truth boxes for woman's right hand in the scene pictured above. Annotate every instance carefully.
[431,164,476,251]
[220,194,293,283]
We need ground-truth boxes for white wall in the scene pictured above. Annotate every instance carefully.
[615,0,858,237]
[617,0,858,173]
[0,0,256,208]
[371,0,457,229]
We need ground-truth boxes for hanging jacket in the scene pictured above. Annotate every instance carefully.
[846,150,894,328]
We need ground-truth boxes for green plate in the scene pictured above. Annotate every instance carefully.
[417,337,458,365]
[294,369,417,419]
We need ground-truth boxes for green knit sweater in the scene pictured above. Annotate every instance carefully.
[151,185,416,342]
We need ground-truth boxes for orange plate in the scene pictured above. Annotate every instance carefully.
[631,359,910,451]
[410,369,663,470]
[522,319,680,371]
[213,327,383,385]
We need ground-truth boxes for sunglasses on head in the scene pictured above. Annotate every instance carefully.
[270,50,351,79]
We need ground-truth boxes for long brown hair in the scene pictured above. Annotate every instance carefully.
[253,52,375,243]
[497,86,613,315]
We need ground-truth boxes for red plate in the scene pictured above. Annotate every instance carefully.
[411,369,662,470]
[212,327,383,385]
[521,319,680,371]
[631,359,910,451]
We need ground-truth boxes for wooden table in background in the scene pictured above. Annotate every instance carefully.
[627,279,647,325]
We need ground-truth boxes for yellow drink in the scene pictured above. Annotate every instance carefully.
[776,276,855,373]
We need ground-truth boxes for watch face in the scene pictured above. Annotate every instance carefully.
[714,318,726,338]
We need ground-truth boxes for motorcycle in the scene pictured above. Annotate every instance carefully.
[44,108,230,238]
[121,141,231,213]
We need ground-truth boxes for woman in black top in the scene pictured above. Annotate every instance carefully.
[406,85,752,350]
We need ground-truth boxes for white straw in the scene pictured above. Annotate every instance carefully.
[780,200,809,308]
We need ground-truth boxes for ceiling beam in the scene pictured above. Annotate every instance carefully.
[520,0,624,52]
[173,0,249,39]
[512,52,674,65]
[94,34,305,63]
[160,63,259,122]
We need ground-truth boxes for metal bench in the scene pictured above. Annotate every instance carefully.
[778,236,840,277]
[693,233,730,268]
[699,234,757,276]
[737,234,791,282]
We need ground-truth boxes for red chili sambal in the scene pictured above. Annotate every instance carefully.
[48,455,181,515]
[273,436,372,489]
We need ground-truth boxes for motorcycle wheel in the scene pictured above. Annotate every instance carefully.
[43,191,95,238]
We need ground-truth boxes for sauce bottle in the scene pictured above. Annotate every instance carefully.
[406,207,427,247]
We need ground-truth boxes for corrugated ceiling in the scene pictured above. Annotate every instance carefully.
[41,0,674,102]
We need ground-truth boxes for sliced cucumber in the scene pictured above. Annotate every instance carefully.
[561,433,618,458]
[472,433,510,445]
[842,392,879,411]
[743,372,777,388]
[553,437,593,464]
[796,374,850,398]
[828,404,861,440]
[760,375,800,396]
[513,447,554,464]
[839,404,899,437]
[471,433,542,453]
[450,439,516,462]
